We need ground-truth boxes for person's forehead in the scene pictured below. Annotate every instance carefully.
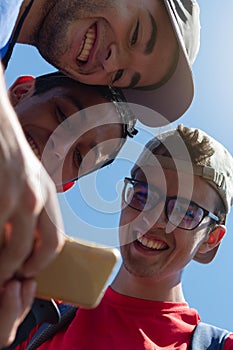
[43,84,122,122]
[133,166,180,184]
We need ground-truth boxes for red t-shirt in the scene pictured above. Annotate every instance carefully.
[15,286,233,349]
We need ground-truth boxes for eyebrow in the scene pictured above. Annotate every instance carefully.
[127,72,141,89]
[144,11,157,55]
[124,11,157,89]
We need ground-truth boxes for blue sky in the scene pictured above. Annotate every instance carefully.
[4,1,233,331]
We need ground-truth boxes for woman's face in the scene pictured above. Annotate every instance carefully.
[14,81,123,188]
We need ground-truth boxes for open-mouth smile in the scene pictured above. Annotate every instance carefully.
[26,133,41,160]
[77,24,96,64]
[136,232,168,251]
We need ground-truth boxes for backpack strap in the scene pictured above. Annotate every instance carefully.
[190,321,231,350]
[26,303,77,350]
[2,298,60,350]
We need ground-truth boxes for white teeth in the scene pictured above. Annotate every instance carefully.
[26,134,41,160]
[136,233,167,250]
[78,27,96,62]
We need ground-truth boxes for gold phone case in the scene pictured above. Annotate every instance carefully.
[36,237,120,308]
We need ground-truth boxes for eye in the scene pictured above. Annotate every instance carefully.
[112,69,124,84]
[56,106,73,133]
[175,201,197,222]
[131,20,139,46]
[56,106,67,123]
[129,190,147,211]
[132,183,148,206]
[73,148,83,168]
[134,190,147,202]
[185,209,195,219]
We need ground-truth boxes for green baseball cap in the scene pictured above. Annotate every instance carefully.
[133,126,233,212]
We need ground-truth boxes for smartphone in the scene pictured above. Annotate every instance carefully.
[35,237,120,308]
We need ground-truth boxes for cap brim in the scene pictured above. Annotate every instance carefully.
[123,0,194,127]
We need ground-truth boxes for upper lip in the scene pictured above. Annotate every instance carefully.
[135,230,169,245]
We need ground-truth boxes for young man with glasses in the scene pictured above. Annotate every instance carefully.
[14,124,233,349]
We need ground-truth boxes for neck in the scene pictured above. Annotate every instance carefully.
[111,264,185,302]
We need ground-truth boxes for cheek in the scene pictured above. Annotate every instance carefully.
[174,231,205,261]
[16,104,48,128]
[119,206,141,245]
[119,205,140,227]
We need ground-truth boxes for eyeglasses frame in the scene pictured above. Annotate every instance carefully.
[123,177,220,231]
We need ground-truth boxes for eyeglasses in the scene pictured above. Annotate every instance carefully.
[123,178,220,231]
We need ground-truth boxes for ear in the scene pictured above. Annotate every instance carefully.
[8,76,35,106]
[62,182,75,192]
[193,225,226,264]
[199,225,226,253]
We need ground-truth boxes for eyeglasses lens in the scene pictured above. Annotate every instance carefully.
[166,199,204,229]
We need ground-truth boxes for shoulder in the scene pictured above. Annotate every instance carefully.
[191,322,232,350]
[0,0,23,50]
[223,333,233,349]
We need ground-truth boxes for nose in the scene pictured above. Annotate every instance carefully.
[53,144,67,160]
[50,130,71,160]
[41,132,71,183]
[102,43,129,73]
[141,202,167,231]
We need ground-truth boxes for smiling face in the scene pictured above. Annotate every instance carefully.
[13,80,123,188]
[31,0,177,88]
[119,167,221,281]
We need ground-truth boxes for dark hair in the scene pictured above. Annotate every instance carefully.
[34,72,137,138]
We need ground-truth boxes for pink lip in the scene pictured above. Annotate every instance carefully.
[133,228,166,242]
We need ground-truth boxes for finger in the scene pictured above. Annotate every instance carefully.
[0,215,35,284]
[22,202,65,278]
[0,185,19,249]
[0,279,36,348]
[0,178,39,284]
[19,278,37,321]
